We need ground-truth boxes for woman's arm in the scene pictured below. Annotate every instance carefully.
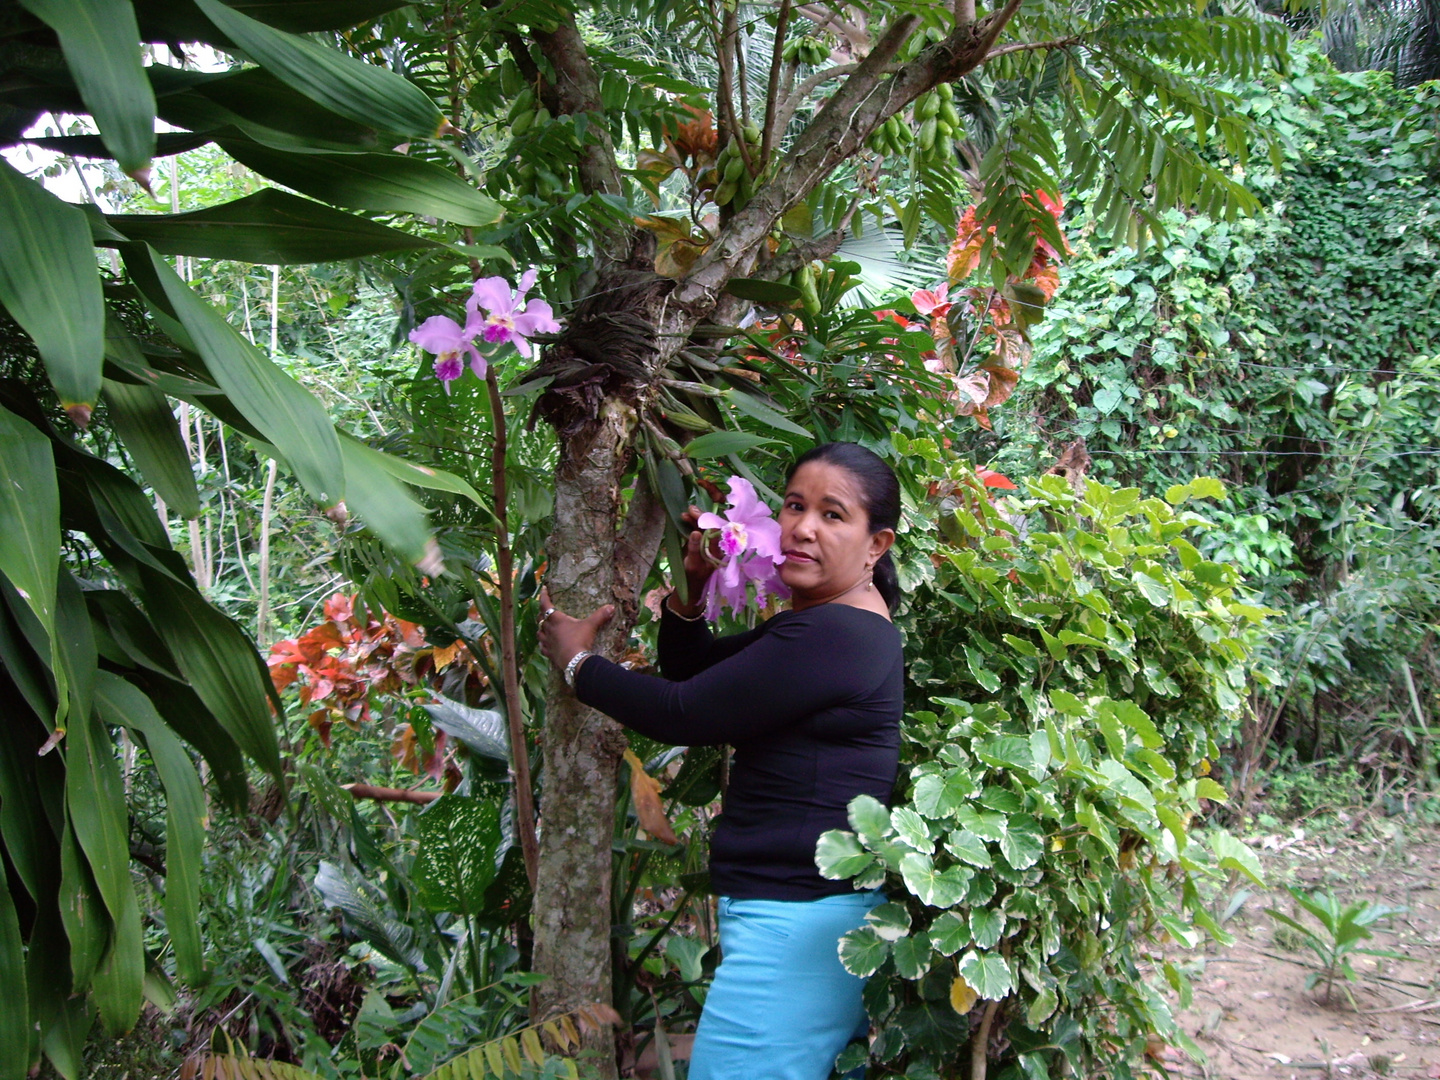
[577,608,884,746]
[656,598,764,681]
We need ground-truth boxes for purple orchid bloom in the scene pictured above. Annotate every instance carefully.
[409,309,486,393]
[697,476,789,621]
[467,268,560,359]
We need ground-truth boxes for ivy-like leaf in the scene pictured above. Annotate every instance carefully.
[957,950,1014,1001]
[837,927,890,978]
[892,932,933,979]
[815,830,874,880]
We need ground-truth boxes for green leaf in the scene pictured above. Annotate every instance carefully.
[423,697,509,761]
[724,277,803,304]
[847,794,892,845]
[815,830,874,880]
[1026,987,1058,1026]
[911,769,977,819]
[682,430,777,460]
[0,161,105,413]
[221,140,502,226]
[724,389,814,439]
[66,707,144,1034]
[58,818,108,991]
[944,829,992,868]
[413,796,503,915]
[998,819,1044,870]
[0,405,62,720]
[194,0,445,138]
[890,806,933,852]
[341,435,489,513]
[0,854,27,1080]
[136,565,282,783]
[1049,688,1085,715]
[956,805,1007,842]
[969,908,1005,949]
[1209,831,1264,886]
[143,247,344,505]
[1131,570,1173,606]
[864,902,911,942]
[107,189,439,264]
[101,378,199,519]
[19,0,155,176]
[837,927,890,977]
[338,436,432,564]
[900,853,969,908]
[892,932,933,979]
[314,860,423,970]
[928,911,970,955]
[1195,777,1228,803]
[95,673,207,984]
[957,950,1013,1000]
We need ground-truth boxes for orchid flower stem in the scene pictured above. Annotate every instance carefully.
[485,364,540,891]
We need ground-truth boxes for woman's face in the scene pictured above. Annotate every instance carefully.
[778,461,894,606]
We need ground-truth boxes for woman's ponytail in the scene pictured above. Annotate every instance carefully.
[872,549,900,613]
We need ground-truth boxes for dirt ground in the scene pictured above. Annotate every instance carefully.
[1168,820,1440,1080]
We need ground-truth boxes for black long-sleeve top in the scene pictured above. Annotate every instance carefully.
[575,602,904,900]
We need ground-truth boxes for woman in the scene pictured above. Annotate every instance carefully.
[537,442,905,1080]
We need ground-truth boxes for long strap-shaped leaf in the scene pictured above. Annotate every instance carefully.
[0,855,28,1080]
[18,0,155,178]
[65,704,144,1036]
[143,246,344,506]
[221,139,503,226]
[337,436,433,566]
[193,0,444,138]
[0,402,66,726]
[0,162,104,420]
[102,377,201,519]
[96,673,207,984]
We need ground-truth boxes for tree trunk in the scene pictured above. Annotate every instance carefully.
[531,399,643,1076]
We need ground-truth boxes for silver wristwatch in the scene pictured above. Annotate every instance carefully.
[563,649,594,689]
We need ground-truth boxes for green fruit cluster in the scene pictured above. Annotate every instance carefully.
[505,86,551,138]
[777,261,857,316]
[781,35,831,65]
[714,122,762,208]
[911,82,960,165]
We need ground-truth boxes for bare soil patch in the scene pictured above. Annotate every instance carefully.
[1170,821,1440,1080]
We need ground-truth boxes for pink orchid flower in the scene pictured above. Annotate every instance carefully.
[467,268,560,359]
[911,283,952,319]
[409,309,486,392]
[697,475,788,621]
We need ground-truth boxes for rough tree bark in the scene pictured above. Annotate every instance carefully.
[523,4,1037,1073]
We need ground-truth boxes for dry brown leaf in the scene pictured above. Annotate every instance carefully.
[430,640,464,671]
[624,749,679,844]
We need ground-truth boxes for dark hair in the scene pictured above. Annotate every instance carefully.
[785,442,902,611]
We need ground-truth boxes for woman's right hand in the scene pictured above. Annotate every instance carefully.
[671,506,717,618]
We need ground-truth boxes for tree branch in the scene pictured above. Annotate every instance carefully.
[343,783,442,805]
[716,4,756,176]
[772,63,861,137]
[984,35,1082,62]
[955,0,976,27]
[760,0,792,166]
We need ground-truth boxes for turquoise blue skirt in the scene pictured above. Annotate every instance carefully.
[688,890,885,1080]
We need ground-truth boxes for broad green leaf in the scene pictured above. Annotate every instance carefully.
[1026,987,1059,1026]
[19,0,155,176]
[682,430,778,459]
[864,902,911,942]
[221,140,502,225]
[899,853,969,908]
[891,932,933,979]
[1131,570,1172,606]
[188,0,411,33]
[106,190,439,264]
[956,805,1007,842]
[998,819,1044,870]
[815,830,874,880]
[944,828,992,868]
[0,854,27,1080]
[95,673,206,984]
[413,796,504,915]
[1049,689,1085,715]
[42,992,93,1080]
[144,247,343,505]
[193,0,445,138]
[957,950,1014,1000]
[0,404,62,719]
[1164,477,1225,505]
[101,378,199,519]
[964,646,1001,693]
[837,927,890,977]
[911,768,976,819]
[314,861,424,970]
[1097,706,1127,759]
[1110,699,1163,749]
[66,707,144,1034]
[1209,831,1264,886]
[969,908,1005,949]
[136,565,282,782]
[890,806,933,852]
[929,911,970,955]
[338,436,432,564]
[1195,777,1228,803]
[0,161,104,414]
[422,697,509,761]
[847,793,892,845]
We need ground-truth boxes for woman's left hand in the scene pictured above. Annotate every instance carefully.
[536,586,614,672]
